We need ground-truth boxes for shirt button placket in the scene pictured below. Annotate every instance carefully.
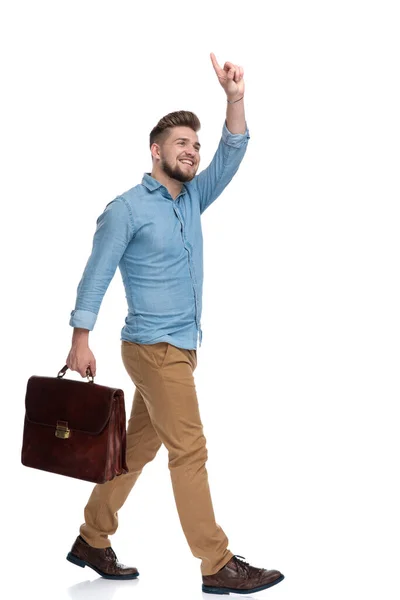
[173,205,201,341]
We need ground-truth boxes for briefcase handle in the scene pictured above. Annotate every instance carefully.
[57,364,95,383]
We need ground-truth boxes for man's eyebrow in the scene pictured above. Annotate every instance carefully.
[175,137,201,148]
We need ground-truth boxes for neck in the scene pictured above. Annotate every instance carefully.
[150,168,183,200]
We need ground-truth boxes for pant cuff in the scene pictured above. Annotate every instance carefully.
[201,550,235,576]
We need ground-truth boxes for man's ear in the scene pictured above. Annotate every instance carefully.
[151,142,161,161]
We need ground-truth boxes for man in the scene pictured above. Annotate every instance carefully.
[65,53,284,595]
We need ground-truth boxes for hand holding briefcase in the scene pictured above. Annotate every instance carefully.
[21,365,128,484]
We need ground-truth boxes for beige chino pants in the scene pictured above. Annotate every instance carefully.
[79,341,234,576]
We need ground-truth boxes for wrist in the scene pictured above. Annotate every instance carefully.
[72,328,89,344]
[227,94,244,104]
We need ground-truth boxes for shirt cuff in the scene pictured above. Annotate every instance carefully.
[69,309,98,330]
[222,120,250,147]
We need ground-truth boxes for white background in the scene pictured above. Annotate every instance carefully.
[1,1,399,599]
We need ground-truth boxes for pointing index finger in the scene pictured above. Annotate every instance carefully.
[210,52,223,75]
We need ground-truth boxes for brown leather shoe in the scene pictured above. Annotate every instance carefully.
[202,555,284,595]
[66,536,139,580]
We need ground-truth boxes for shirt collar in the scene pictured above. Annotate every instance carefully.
[142,173,189,195]
[142,173,163,191]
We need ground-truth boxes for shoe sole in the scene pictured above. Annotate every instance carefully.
[202,574,284,595]
[66,552,139,580]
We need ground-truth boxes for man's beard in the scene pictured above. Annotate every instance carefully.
[160,158,196,182]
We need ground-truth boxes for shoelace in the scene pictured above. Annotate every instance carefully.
[232,555,251,578]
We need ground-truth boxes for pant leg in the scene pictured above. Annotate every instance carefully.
[80,371,162,547]
[124,340,233,576]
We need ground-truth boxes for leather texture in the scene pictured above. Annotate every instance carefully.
[202,555,284,594]
[67,536,138,579]
[21,365,128,483]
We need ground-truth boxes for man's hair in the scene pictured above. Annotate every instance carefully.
[149,110,201,150]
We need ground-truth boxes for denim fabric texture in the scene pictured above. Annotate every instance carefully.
[69,120,250,350]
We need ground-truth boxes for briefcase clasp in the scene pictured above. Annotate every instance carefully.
[55,421,70,439]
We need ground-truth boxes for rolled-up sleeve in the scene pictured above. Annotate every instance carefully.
[195,120,250,214]
[69,196,135,330]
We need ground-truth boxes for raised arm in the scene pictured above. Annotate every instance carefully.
[210,52,246,134]
[194,53,250,214]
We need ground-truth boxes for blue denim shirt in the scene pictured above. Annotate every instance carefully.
[69,120,250,350]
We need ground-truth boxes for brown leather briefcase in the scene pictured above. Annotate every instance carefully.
[21,365,129,484]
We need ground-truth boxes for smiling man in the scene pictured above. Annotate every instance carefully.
[157,129,201,183]
[65,52,284,595]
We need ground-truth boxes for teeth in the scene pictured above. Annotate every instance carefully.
[180,160,193,166]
